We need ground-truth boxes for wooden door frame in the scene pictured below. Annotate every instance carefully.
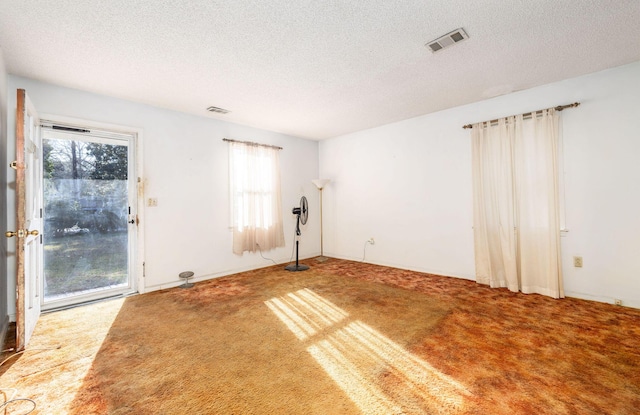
[14,89,42,350]
[14,90,27,350]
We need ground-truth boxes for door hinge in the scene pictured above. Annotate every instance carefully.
[9,161,18,170]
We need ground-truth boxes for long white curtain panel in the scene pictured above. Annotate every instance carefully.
[471,109,564,299]
[229,141,285,254]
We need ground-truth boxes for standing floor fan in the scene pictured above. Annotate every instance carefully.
[285,196,309,272]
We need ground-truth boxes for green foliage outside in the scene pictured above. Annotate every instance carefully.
[42,136,130,299]
[43,138,128,180]
[43,138,129,236]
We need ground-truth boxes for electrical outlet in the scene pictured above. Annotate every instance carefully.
[368,237,375,245]
[573,256,583,268]
[147,198,158,207]
[614,299,623,306]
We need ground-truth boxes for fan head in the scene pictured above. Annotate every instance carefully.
[292,196,308,224]
[299,196,308,225]
[285,196,311,272]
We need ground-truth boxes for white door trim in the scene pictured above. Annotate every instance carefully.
[39,113,146,302]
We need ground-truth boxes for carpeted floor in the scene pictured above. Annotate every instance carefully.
[1,258,639,414]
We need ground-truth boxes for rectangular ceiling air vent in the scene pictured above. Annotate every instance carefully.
[426,28,469,53]
[206,106,230,114]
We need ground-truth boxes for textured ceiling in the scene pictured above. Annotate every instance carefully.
[1,0,639,140]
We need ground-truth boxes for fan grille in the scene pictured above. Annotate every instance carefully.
[300,196,308,225]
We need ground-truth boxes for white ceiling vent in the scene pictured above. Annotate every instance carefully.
[426,28,469,53]
[206,106,230,114]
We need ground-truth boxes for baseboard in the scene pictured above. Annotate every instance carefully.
[564,291,640,310]
[142,254,317,293]
[326,253,475,281]
[323,255,640,310]
[140,257,640,310]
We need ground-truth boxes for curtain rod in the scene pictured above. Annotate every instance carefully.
[462,102,580,129]
[223,138,283,150]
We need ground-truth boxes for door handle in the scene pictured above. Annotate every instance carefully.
[5,229,39,238]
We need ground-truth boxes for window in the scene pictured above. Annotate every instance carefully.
[228,141,285,254]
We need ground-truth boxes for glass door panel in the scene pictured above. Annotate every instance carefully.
[42,127,135,308]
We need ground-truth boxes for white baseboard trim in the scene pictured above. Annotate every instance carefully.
[142,254,317,293]
[138,256,639,310]
[325,253,475,281]
[564,291,640,310]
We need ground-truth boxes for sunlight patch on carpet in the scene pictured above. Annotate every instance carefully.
[0,298,125,414]
[266,289,471,414]
[265,288,348,341]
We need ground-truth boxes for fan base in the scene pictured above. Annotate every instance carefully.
[315,256,329,263]
[285,264,310,272]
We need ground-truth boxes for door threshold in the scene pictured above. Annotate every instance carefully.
[42,292,138,314]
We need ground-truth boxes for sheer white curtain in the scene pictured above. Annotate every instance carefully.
[229,141,285,255]
[471,109,564,298]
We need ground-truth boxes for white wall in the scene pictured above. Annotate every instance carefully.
[320,61,640,308]
[5,76,320,317]
[6,62,639,315]
[0,49,9,336]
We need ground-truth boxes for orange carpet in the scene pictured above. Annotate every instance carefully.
[1,258,639,414]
